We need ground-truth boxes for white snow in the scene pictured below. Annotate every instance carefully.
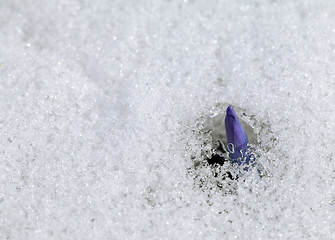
[0,0,334,239]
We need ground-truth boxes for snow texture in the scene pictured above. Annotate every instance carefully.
[0,0,335,239]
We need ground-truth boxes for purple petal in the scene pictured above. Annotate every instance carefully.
[225,105,249,160]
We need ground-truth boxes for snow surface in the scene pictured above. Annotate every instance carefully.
[0,0,335,239]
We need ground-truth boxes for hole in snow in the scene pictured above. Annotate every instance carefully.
[188,103,273,195]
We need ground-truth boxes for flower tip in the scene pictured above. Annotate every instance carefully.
[226,105,235,114]
[226,105,238,122]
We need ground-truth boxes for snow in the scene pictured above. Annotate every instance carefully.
[0,0,334,239]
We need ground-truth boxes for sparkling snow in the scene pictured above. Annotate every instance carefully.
[0,0,334,239]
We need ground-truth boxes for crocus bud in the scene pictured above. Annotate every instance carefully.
[225,105,253,166]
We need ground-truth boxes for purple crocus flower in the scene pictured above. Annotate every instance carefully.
[225,105,253,167]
